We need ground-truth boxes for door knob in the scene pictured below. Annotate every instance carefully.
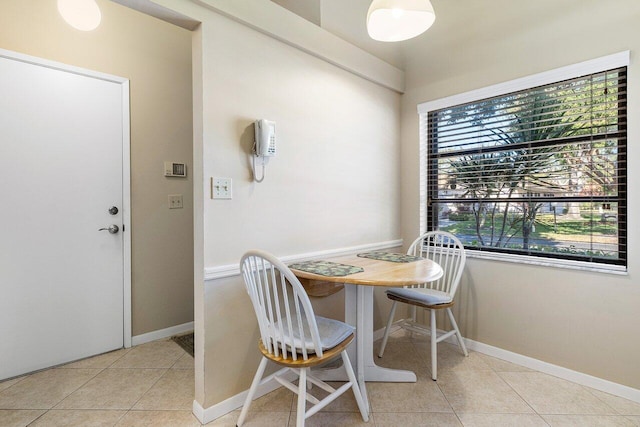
[98,224,119,234]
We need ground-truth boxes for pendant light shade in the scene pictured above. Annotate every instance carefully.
[57,0,102,31]
[367,0,435,42]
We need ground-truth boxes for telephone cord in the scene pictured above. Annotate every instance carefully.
[252,154,266,183]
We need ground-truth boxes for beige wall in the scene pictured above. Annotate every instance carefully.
[0,0,194,336]
[400,0,640,388]
[271,0,321,26]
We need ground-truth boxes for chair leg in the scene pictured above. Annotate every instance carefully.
[296,368,307,427]
[446,307,469,357]
[410,305,417,322]
[430,309,437,381]
[378,301,397,358]
[237,357,268,427]
[341,350,369,422]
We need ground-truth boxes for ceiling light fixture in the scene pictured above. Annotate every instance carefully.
[366,0,435,42]
[57,0,102,31]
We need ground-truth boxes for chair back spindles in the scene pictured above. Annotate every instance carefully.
[379,231,469,382]
[241,250,324,361]
[238,250,370,427]
[408,231,466,298]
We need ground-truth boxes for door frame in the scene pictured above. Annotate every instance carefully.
[0,48,132,348]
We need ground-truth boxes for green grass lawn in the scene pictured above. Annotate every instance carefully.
[440,213,617,243]
[535,214,617,242]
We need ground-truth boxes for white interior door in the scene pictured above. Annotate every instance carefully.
[0,50,130,380]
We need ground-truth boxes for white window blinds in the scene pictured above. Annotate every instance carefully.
[422,67,627,266]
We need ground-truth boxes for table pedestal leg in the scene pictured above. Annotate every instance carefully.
[358,286,416,383]
[312,284,416,414]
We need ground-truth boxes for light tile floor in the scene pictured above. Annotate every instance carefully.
[2,331,640,426]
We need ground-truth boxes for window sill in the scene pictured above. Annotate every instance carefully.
[466,249,627,276]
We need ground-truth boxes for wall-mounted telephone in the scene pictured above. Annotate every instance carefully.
[252,119,276,182]
[254,119,276,157]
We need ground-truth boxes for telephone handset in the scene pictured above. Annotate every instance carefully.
[252,119,276,182]
[254,119,276,157]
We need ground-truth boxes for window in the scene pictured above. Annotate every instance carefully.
[419,54,628,269]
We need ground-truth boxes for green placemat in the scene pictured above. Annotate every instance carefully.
[357,251,423,263]
[288,260,364,277]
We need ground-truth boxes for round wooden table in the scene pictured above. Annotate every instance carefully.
[290,253,443,413]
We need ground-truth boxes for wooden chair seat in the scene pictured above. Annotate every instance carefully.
[259,333,353,368]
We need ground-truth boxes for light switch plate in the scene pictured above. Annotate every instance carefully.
[212,177,232,199]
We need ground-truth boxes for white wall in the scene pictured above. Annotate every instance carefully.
[200,11,401,407]
[151,0,402,410]
[202,28,400,263]
[400,0,640,389]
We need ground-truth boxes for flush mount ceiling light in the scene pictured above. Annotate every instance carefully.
[367,0,435,42]
[57,0,102,31]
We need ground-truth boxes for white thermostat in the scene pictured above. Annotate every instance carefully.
[164,162,187,177]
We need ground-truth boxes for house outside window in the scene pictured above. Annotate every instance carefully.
[418,53,629,272]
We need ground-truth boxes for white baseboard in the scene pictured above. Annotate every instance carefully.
[463,338,640,403]
[191,320,402,424]
[192,399,205,424]
[374,322,403,342]
[131,321,194,347]
[192,368,295,425]
[193,321,640,424]
[391,319,640,404]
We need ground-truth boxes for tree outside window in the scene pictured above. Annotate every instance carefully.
[426,67,626,266]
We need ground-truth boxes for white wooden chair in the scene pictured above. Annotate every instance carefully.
[377,231,469,380]
[238,250,369,427]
